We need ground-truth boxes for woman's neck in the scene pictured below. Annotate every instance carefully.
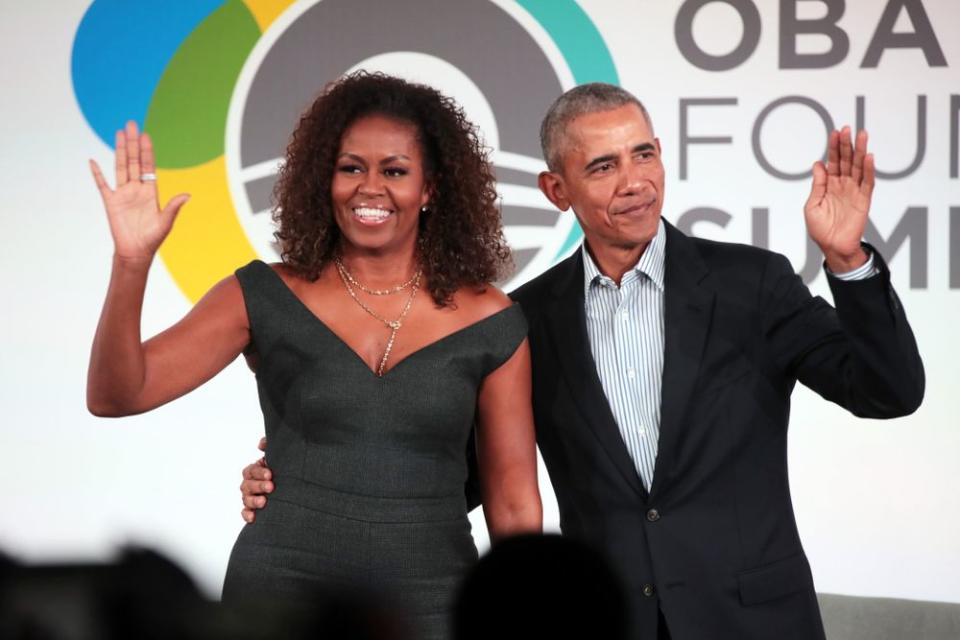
[336,244,420,288]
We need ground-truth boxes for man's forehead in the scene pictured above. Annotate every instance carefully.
[565,106,653,154]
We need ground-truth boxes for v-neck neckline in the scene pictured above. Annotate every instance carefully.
[259,262,517,379]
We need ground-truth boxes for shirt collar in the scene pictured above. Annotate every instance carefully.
[582,218,666,296]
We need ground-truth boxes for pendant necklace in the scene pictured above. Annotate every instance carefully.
[335,258,422,376]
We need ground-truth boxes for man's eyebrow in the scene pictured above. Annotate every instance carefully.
[584,154,617,172]
[583,143,656,172]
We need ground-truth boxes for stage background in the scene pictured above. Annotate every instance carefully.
[1,0,958,603]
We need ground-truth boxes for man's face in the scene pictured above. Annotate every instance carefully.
[539,103,664,255]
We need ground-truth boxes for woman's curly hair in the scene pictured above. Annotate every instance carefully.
[273,72,512,306]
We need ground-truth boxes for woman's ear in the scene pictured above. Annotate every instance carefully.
[420,181,434,212]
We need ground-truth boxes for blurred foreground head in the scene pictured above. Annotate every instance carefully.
[0,547,405,640]
[453,534,629,639]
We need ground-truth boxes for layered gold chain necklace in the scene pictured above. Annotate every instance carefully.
[334,257,423,376]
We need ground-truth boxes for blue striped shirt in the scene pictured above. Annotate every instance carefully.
[582,220,667,491]
[582,221,876,491]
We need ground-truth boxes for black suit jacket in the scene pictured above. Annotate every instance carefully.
[496,221,924,639]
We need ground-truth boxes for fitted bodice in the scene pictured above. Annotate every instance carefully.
[235,260,527,519]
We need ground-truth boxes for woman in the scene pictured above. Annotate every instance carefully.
[87,72,542,638]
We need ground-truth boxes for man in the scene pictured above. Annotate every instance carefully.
[240,84,923,639]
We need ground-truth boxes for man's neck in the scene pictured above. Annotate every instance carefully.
[585,239,649,286]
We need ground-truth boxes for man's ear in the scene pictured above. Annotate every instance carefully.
[538,171,571,211]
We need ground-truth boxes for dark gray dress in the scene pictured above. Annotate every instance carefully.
[222,260,527,639]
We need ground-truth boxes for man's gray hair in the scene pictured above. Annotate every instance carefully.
[539,83,653,172]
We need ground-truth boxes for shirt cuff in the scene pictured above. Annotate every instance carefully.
[826,250,879,281]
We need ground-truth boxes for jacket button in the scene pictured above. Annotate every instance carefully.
[646,508,660,522]
[642,584,656,597]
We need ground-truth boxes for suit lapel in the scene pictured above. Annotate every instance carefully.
[545,251,646,499]
[650,222,715,500]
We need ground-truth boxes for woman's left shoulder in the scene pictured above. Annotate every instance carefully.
[455,285,514,321]
[458,287,527,375]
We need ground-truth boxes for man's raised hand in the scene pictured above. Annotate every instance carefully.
[804,125,875,273]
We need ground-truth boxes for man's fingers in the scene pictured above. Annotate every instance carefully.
[839,126,852,177]
[862,153,876,200]
[240,439,273,519]
[241,479,274,494]
[242,463,271,481]
[241,509,256,524]
[242,494,268,509]
[240,475,273,494]
[242,463,272,481]
[805,160,827,211]
[852,129,868,184]
[826,129,840,176]
[241,462,270,481]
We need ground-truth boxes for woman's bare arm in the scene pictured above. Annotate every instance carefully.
[87,267,249,416]
[475,336,542,542]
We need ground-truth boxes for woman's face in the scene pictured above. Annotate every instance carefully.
[331,114,431,256]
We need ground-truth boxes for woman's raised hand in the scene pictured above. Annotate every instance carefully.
[89,121,190,261]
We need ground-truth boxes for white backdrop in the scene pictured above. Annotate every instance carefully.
[1,0,958,603]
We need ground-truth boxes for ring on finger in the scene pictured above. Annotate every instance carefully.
[139,173,157,182]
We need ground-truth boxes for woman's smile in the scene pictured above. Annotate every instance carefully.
[352,206,394,226]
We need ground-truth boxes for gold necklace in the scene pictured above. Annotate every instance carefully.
[336,260,423,376]
[334,258,419,295]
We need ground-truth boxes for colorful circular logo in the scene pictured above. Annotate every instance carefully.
[72,0,618,302]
